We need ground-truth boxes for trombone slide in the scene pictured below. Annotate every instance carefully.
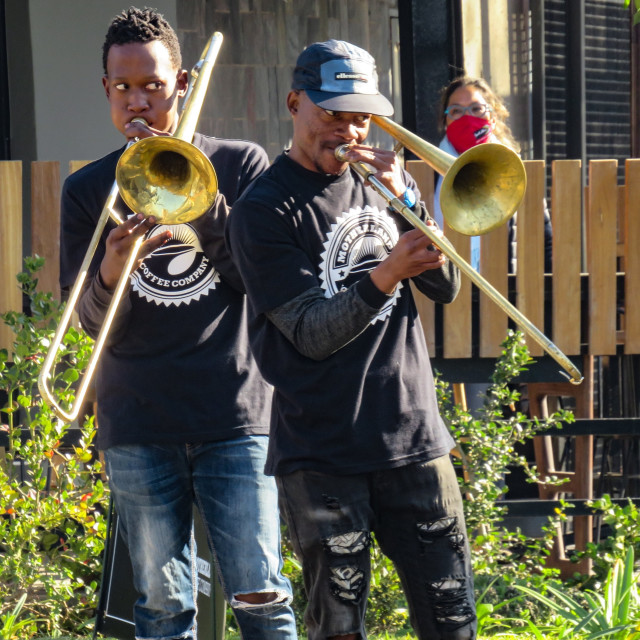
[37,181,128,421]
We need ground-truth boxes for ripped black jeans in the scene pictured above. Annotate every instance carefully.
[277,455,476,640]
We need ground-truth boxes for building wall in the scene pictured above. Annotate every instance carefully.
[5,1,401,256]
[175,0,400,160]
[10,0,177,175]
[5,1,178,256]
[8,0,399,178]
[396,0,460,147]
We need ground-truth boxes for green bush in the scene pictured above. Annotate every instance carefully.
[436,331,572,579]
[434,331,580,634]
[574,494,640,588]
[0,257,109,637]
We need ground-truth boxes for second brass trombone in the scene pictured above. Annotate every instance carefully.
[336,115,582,384]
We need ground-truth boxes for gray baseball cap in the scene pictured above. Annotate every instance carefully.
[291,40,394,117]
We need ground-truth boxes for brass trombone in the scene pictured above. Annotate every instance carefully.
[38,32,224,422]
[336,115,583,384]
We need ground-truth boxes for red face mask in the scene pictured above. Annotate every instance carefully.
[446,115,495,154]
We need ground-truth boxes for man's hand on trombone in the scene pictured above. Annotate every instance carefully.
[370,226,446,295]
[338,144,447,295]
[99,214,172,290]
[337,144,406,198]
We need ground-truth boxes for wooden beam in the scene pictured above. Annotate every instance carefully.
[0,161,23,353]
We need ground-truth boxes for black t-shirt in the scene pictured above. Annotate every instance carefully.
[227,152,456,476]
[60,133,271,450]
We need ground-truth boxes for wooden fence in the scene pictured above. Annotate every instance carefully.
[407,158,640,367]
[1,157,639,364]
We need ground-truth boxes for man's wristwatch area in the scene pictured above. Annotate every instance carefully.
[401,187,416,209]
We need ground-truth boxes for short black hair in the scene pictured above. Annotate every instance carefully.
[102,6,182,75]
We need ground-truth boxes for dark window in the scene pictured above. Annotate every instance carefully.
[0,0,10,160]
[543,0,631,180]
[543,1,569,164]
[584,0,631,168]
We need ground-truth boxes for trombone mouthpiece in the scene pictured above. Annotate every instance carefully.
[335,145,351,162]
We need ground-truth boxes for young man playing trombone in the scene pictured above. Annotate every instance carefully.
[227,40,476,640]
[59,7,296,639]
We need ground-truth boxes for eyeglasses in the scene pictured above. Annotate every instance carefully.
[322,108,370,123]
[444,102,491,120]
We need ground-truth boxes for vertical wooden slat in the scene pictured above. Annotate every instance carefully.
[31,162,61,298]
[0,162,23,353]
[624,159,640,353]
[551,160,582,354]
[587,160,618,355]
[406,160,436,353]
[443,226,472,358]
[517,160,545,356]
[479,216,509,357]
[460,0,483,77]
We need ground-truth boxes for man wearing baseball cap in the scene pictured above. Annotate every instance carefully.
[227,40,476,640]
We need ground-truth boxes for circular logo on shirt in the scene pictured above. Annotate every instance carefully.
[130,223,220,307]
[319,206,402,323]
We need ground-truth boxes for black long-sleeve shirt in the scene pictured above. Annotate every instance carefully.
[227,152,458,476]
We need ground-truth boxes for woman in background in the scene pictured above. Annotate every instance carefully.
[434,75,552,273]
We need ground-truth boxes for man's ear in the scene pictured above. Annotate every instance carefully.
[287,90,300,115]
[177,69,189,97]
[102,75,110,98]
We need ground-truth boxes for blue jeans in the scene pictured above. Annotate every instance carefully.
[277,455,476,640]
[104,436,297,640]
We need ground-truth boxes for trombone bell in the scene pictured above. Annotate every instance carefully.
[116,136,218,224]
[371,115,527,236]
[441,142,527,235]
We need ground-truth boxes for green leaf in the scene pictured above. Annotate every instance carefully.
[572,607,603,634]
[62,368,79,383]
[476,602,494,619]
[584,625,639,639]
[616,547,635,623]
[16,394,31,408]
